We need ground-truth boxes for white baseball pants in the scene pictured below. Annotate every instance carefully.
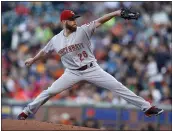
[23,62,151,115]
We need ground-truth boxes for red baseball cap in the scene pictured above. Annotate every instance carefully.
[60,10,80,22]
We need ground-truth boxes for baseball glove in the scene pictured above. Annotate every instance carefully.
[120,8,140,20]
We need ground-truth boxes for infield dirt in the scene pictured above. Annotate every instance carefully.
[2,119,99,130]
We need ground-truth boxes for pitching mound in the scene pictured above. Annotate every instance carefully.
[2,119,98,130]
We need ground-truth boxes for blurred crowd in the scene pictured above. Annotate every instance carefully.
[47,108,158,130]
[48,108,100,129]
[2,2,172,106]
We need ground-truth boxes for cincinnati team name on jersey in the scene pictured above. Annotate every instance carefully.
[58,43,84,56]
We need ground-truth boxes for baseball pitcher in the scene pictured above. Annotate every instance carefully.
[18,9,163,120]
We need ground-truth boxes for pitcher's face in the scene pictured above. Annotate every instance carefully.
[64,19,77,32]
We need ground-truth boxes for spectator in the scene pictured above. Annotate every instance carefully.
[2,24,12,50]
[82,108,100,128]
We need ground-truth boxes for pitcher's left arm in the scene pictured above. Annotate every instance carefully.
[95,9,140,28]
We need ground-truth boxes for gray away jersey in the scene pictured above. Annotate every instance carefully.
[42,21,97,69]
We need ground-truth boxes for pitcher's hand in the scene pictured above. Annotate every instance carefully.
[25,58,34,67]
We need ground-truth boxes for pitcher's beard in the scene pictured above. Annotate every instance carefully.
[66,24,77,32]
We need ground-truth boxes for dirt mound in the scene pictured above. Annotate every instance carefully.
[2,119,98,130]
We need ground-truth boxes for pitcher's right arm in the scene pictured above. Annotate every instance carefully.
[25,36,55,67]
[25,50,51,67]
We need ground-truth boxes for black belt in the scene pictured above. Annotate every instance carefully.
[76,62,93,71]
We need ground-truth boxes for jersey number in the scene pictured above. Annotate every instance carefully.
[78,51,88,61]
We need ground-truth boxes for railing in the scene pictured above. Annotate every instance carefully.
[2,99,172,130]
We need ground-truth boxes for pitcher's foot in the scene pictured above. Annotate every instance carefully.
[144,106,164,117]
[17,112,28,120]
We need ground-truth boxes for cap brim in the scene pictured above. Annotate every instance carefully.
[73,15,81,18]
[69,15,81,20]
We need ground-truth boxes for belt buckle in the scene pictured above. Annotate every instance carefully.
[88,62,93,68]
[90,62,93,67]
[77,62,93,71]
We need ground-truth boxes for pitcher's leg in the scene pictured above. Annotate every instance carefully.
[85,68,151,111]
[23,70,82,115]
[23,90,52,115]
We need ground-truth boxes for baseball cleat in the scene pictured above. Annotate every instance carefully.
[17,112,28,120]
[144,106,164,117]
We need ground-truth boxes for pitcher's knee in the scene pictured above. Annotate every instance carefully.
[47,91,56,96]
[115,81,123,87]
[46,86,64,96]
[45,83,59,96]
[45,88,56,96]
